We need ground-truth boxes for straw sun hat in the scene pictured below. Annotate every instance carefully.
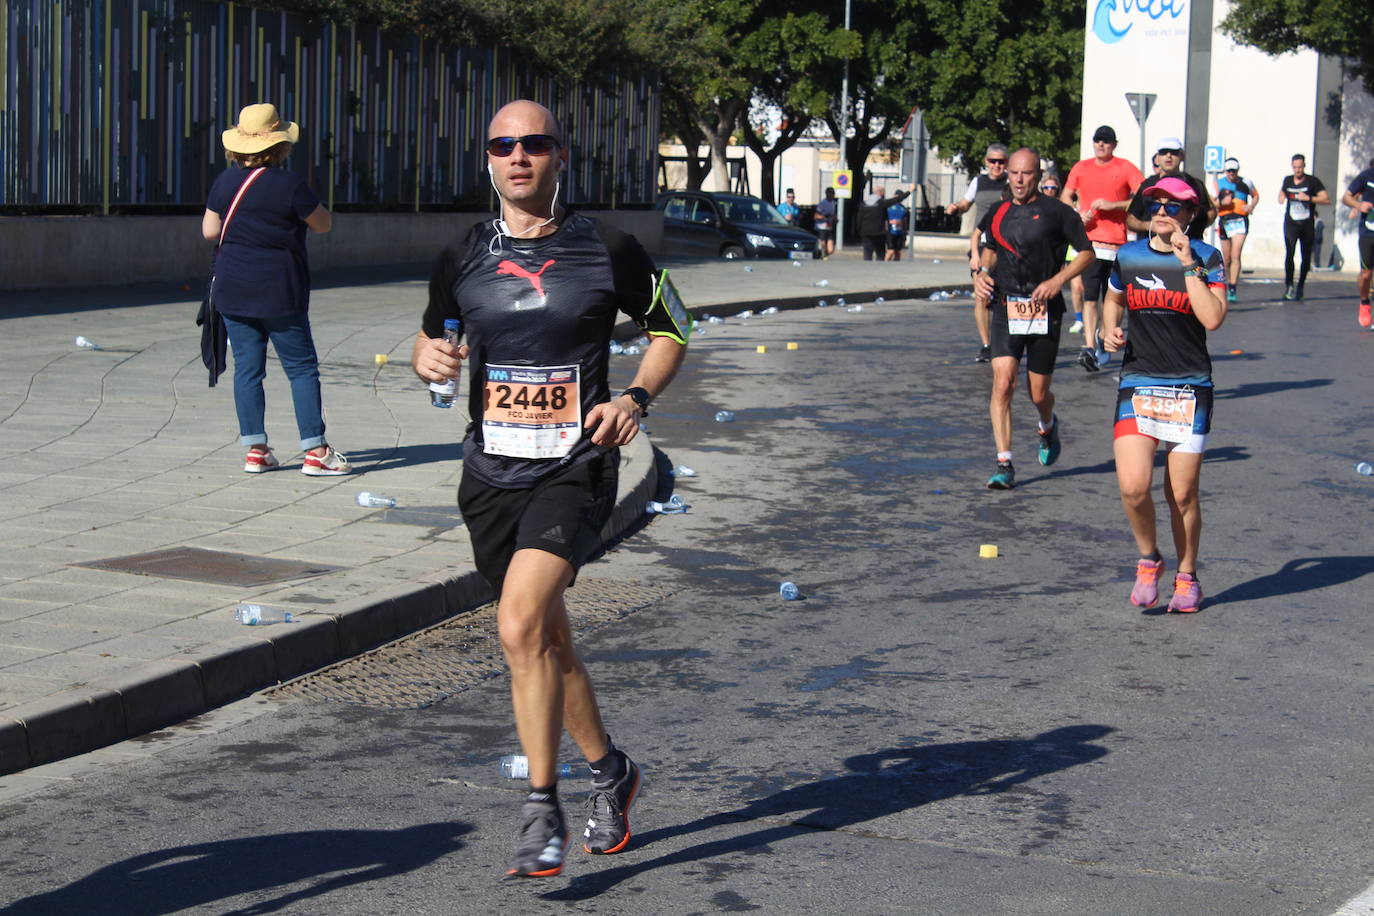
[222,103,300,154]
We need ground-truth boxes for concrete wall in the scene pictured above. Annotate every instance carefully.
[0,210,664,292]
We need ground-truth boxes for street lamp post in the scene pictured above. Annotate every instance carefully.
[836,0,852,252]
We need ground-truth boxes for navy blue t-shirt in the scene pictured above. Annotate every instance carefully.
[206,166,321,318]
[1346,168,1374,237]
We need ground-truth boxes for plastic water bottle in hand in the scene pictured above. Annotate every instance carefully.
[429,318,463,408]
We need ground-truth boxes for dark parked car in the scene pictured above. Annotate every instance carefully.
[655,190,819,259]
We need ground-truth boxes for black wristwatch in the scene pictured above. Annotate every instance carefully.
[621,386,651,416]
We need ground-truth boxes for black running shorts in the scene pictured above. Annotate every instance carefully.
[1360,236,1374,271]
[989,304,1063,375]
[1080,256,1113,303]
[458,452,618,593]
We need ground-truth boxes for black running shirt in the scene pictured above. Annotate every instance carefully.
[423,212,678,488]
[977,194,1091,313]
[1107,238,1225,381]
[1280,174,1325,225]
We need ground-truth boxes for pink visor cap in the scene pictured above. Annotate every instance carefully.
[1148,176,1198,205]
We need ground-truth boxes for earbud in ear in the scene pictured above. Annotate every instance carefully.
[487,162,493,175]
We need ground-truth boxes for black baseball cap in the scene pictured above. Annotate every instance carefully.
[1092,125,1117,143]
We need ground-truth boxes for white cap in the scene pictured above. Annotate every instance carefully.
[1223,157,1240,170]
[1156,137,1184,153]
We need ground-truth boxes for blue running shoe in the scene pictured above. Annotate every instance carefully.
[1038,418,1061,466]
[986,461,1015,490]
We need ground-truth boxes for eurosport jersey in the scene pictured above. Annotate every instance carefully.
[977,194,1091,312]
[1063,156,1143,246]
[1107,239,1225,381]
[1280,174,1326,224]
[1347,168,1374,236]
[887,202,908,235]
[1128,173,1214,240]
[422,212,688,489]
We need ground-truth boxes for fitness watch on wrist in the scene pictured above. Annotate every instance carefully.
[621,386,651,416]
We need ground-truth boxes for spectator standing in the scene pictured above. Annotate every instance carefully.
[200,103,349,477]
[778,188,800,226]
[814,187,838,258]
[858,185,910,261]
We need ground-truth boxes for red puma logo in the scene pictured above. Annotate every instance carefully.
[496,259,556,297]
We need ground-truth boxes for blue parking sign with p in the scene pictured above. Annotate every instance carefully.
[1204,145,1225,172]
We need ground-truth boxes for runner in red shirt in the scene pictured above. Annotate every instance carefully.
[1064,125,1144,372]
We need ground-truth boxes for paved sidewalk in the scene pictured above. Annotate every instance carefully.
[0,244,972,774]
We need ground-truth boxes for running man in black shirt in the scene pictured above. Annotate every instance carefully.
[1277,154,1328,301]
[412,101,689,878]
[974,148,1095,489]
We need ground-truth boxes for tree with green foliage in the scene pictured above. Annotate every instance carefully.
[900,0,1085,177]
[1220,0,1374,97]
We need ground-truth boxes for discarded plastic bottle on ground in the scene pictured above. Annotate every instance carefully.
[234,603,293,626]
[814,279,831,288]
[847,304,864,313]
[500,755,574,779]
[779,581,801,601]
[622,345,642,356]
[429,318,463,407]
[646,494,689,515]
[760,306,778,315]
[356,492,397,508]
[932,258,943,264]
[818,299,829,307]
[670,465,697,478]
[836,297,846,308]
[735,310,754,319]
[874,297,886,305]
[707,315,725,324]
[791,259,802,268]
[744,265,754,272]
[1356,462,1374,476]
[714,410,735,422]
[74,336,100,350]
[609,340,624,354]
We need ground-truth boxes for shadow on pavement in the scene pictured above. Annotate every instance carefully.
[1206,555,1374,610]
[545,725,1114,901]
[347,442,461,471]
[1215,378,1333,399]
[2,821,472,915]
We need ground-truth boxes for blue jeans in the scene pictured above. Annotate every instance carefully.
[222,312,326,450]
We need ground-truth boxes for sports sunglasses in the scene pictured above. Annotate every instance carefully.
[486,134,560,156]
[1144,200,1185,216]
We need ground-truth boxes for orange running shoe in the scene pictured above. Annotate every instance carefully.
[1130,557,1165,607]
[1359,302,1371,329]
[1167,573,1202,613]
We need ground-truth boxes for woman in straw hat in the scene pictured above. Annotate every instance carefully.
[201,103,350,476]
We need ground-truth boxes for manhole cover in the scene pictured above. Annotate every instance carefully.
[74,546,343,586]
[272,578,672,708]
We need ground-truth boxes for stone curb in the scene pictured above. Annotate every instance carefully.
[0,434,653,777]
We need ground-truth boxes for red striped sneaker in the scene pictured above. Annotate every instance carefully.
[301,446,351,476]
[244,448,279,473]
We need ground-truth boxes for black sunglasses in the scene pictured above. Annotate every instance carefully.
[986,158,1007,165]
[486,134,560,157]
[1158,148,1184,156]
[1041,185,1060,193]
[1145,200,1185,216]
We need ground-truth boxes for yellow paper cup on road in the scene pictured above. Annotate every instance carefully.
[374,354,389,365]
[756,345,768,353]
[979,544,999,559]
[787,341,799,350]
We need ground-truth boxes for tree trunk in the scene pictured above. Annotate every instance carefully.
[697,99,745,193]
[740,116,811,204]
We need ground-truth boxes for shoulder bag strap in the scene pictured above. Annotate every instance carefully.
[218,167,268,248]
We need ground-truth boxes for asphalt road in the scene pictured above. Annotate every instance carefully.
[2,276,1373,915]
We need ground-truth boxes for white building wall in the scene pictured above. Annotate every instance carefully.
[1205,6,1319,270]
[1335,75,1374,268]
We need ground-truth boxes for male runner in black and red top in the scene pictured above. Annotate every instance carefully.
[974,148,1094,490]
[412,100,689,879]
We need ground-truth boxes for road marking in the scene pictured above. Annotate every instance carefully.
[1331,882,1374,915]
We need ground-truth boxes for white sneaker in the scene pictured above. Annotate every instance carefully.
[1068,320,1083,334]
[244,448,279,473]
[301,446,351,476]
